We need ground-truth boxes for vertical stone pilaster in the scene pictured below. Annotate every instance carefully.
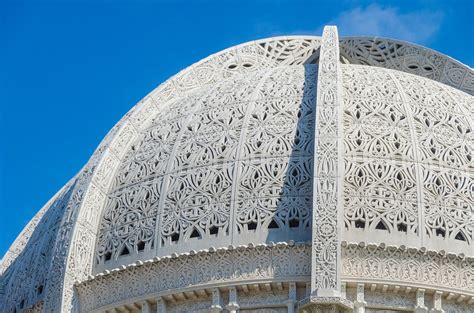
[429,291,445,313]
[353,284,367,313]
[226,286,239,313]
[156,298,166,313]
[340,282,346,299]
[288,282,297,313]
[415,289,428,313]
[311,25,343,297]
[299,25,352,313]
[139,300,152,313]
[305,282,311,298]
[210,288,222,313]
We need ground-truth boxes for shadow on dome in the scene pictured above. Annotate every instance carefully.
[249,64,318,246]
[0,181,76,313]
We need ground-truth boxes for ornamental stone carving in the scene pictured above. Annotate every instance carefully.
[1,27,472,313]
[95,65,317,267]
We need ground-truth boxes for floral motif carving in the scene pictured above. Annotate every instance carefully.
[341,243,474,293]
[340,37,474,95]
[96,65,316,262]
[1,33,473,313]
[77,244,311,312]
[311,26,343,294]
[342,65,473,244]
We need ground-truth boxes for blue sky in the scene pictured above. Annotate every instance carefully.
[1,0,473,256]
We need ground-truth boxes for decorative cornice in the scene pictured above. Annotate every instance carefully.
[76,240,474,312]
[75,242,311,312]
[78,241,310,285]
[341,241,474,297]
[341,241,472,261]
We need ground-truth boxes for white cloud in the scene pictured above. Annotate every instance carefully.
[317,4,443,45]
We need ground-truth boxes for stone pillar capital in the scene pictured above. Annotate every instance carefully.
[298,296,353,313]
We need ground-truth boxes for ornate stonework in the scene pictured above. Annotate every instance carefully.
[339,37,474,95]
[77,243,310,312]
[95,65,316,266]
[1,27,472,313]
[341,242,474,295]
[311,25,343,295]
[74,242,473,312]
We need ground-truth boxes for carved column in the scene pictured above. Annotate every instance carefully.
[298,26,352,313]
[287,282,297,313]
[429,291,445,313]
[210,288,222,313]
[415,289,428,313]
[353,284,366,313]
[156,298,166,313]
[139,300,152,313]
[226,286,239,313]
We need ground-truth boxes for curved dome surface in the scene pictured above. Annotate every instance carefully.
[1,27,473,313]
[95,65,317,267]
[94,51,472,271]
[341,64,472,248]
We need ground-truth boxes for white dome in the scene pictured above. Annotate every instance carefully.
[1,27,473,313]
[95,65,317,268]
[93,39,473,272]
[94,61,473,269]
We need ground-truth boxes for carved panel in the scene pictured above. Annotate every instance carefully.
[161,164,234,243]
[340,37,474,95]
[341,243,474,292]
[236,157,312,231]
[341,66,419,233]
[344,159,418,233]
[311,26,342,293]
[77,244,311,312]
[97,178,162,261]
[95,65,317,264]
[342,65,473,244]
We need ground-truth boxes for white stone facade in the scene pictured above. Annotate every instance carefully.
[1,26,473,313]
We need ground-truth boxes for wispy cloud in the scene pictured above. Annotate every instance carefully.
[316,4,443,45]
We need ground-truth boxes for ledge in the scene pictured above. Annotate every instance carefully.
[78,240,310,285]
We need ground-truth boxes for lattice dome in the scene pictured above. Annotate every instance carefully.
[1,28,473,313]
[94,64,317,268]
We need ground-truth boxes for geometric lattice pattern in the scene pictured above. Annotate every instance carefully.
[0,181,75,313]
[95,54,473,270]
[340,37,474,96]
[342,65,473,244]
[95,57,473,270]
[311,26,343,295]
[2,31,473,313]
[96,66,317,264]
